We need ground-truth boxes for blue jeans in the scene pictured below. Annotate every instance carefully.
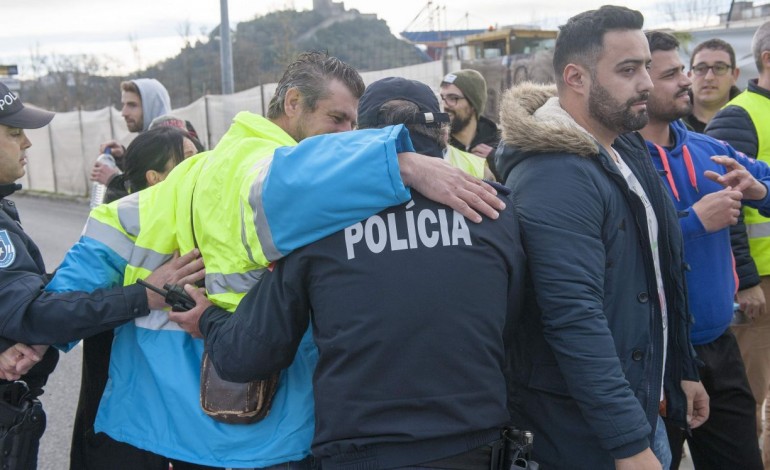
[653,414,672,470]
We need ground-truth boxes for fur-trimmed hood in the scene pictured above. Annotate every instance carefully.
[496,83,604,182]
[499,82,599,157]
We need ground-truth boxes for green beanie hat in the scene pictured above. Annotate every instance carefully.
[441,69,487,117]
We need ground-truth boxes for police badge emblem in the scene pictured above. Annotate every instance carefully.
[0,230,16,268]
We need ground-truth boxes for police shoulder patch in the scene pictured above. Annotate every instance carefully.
[0,229,16,268]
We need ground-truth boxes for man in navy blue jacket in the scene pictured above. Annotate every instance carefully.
[495,7,707,469]
[170,77,526,469]
[640,31,770,470]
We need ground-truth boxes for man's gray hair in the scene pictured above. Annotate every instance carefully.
[266,51,364,119]
[375,100,448,150]
[753,20,770,72]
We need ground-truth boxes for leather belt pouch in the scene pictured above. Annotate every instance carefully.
[200,352,280,425]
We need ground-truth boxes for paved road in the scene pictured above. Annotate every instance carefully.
[13,193,89,470]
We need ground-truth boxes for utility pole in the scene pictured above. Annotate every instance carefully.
[726,0,736,28]
[220,0,235,94]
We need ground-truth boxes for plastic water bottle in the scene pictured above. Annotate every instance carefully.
[89,148,116,208]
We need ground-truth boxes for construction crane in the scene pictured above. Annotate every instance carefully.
[403,1,447,32]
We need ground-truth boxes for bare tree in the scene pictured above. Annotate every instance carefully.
[27,44,48,81]
[128,33,143,74]
[275,12,298,69]
[178,19,195,103]
[234,29,263,91]
[658,0,726,27]
[48,53,114,110]
[22,51,120,111]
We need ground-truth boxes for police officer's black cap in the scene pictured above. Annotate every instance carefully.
[0,82,54,129]
[357,77,450,129]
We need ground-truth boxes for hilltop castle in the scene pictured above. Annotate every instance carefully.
[313,0,346,16]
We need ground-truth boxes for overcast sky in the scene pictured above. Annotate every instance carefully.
[2,0,723,77]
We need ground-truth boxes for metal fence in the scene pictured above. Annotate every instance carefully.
[21,59,458,197]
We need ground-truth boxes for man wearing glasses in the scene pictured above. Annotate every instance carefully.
[707,20,770,468]
[685,39,741,134]
[687,40,768,427]
[440,70,500,179]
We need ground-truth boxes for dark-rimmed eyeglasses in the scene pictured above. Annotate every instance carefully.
[691,62,732,76]
[440,94,466,106]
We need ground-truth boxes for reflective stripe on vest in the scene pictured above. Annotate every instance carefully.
[83,218,135,261]
[206,269,265,296]
[192,113,295,312]
[86,198,172,280]
[135,308,185,331]
[113,194,173,272]
[115,154,208,330]
[117,195,141,237]
[726,91,770,274]
[247,158,279,262]
[104,193,174,272]
[82,193,184,332]
[93,114,317,466]
[747,221,770,240]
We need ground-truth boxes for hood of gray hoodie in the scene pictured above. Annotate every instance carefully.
[133,78,171,132]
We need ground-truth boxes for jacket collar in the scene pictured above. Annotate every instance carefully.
[410,132,444,159]
[473,115,499,147]
[499,83,600,158]
[448,115,499,151]
[747,79,770,100]
[0,183,21,200]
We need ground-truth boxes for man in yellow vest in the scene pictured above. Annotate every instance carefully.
[169,76,526,469]
[440,70,498,180]
[707,19,770,468]
[46,53,504,469]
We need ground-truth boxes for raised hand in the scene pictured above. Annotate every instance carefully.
[167,285,212,338]
[397,151,505,223]
[691,187,742,232]
[143,249,205,310]
[706,156,768,201]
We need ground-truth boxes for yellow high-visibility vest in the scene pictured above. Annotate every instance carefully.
[726,91,770,274]
[446,145,488,179]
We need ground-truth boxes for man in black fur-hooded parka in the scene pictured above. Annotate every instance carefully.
[495,5,708,470]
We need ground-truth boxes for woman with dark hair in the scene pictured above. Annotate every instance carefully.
[148,114,206,153]
[70,125,204,470]
[123,126,198,193]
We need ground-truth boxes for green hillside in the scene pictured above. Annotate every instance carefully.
[145,9,427,107]
[21,8,427,111]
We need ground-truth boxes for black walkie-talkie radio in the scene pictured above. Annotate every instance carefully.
[137,279,196,311]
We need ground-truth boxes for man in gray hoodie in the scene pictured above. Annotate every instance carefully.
[90,78,172,188]
[75,77,175,469]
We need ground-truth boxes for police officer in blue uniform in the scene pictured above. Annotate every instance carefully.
[0,82,203,469]
[171,77,528,469]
